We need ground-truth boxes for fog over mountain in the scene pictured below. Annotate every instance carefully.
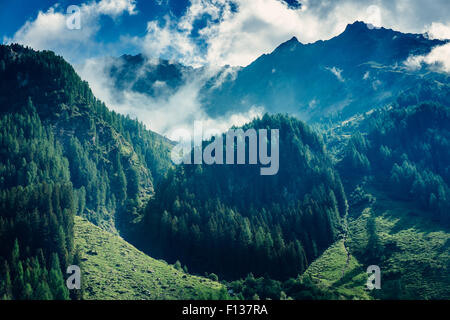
[78,21,448,136]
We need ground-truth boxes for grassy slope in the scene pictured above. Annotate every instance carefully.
[302,240,371,300]
[302,186,450,300]
[74,186,449,300]
[74,216,226,300]
[347,187,450,299]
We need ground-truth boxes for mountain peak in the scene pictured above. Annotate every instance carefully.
[340,20,397,39]
[273,36,302,53]
[344,21,371,33]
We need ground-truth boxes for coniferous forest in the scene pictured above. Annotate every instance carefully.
[0,44,172,299]
[136,114,348,280]
[0,15,449,302]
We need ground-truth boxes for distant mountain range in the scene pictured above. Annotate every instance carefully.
[104,21,448,124]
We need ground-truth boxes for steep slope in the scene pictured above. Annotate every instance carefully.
[347,186,450,299]
[0,107,76,300]
[0,44,173,300]
[332,84,450,299]
[338,100,450,226]
[301,240,370,300]
[301,185,450,300]
[134,114,348,280]
[74,216,227,300]
[0,44,173,231]
[200,21,447,121]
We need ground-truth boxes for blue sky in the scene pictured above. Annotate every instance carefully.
[0,0,192,62]
[0,0,183,40]
[2,0,449,67]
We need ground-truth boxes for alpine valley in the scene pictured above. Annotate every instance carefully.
[0,20,449,301]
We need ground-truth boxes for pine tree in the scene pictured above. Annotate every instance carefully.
[12,261,24,299]
[48,253,69,300]
[11,239,20,270]
[34,280,53,300]
[0,261,12,299]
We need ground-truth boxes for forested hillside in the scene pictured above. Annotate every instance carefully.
[0,35,448,301]
[323,82,450,299]
[338,99,450,226]
[0,44,173,299]
[0,44,173,231]
[0,105,77,299]
[135,114,348,280]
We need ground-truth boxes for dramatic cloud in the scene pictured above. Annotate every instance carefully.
[77,56,263,136]
[138,0,450,67]
[6,0,449,134]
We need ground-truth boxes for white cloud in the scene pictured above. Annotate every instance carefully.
[137,0,450,67]
[326,66,345,82]
[210,65,240,89]
[404,43,450,73]
[425,22,450,40]
[7,6,94,52]
[404,20,450,74]
[137,16,201,66]
[96,0,137,16]
[4,0,137,63]
[77,56,264,136]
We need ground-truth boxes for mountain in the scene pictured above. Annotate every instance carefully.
[1,23,449,300]
[106,53,195,101]
[200,21,447,121]
[134,114,348,280]
[0,44,173,231]
[100,22,446,124]
[0,44,177,300]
